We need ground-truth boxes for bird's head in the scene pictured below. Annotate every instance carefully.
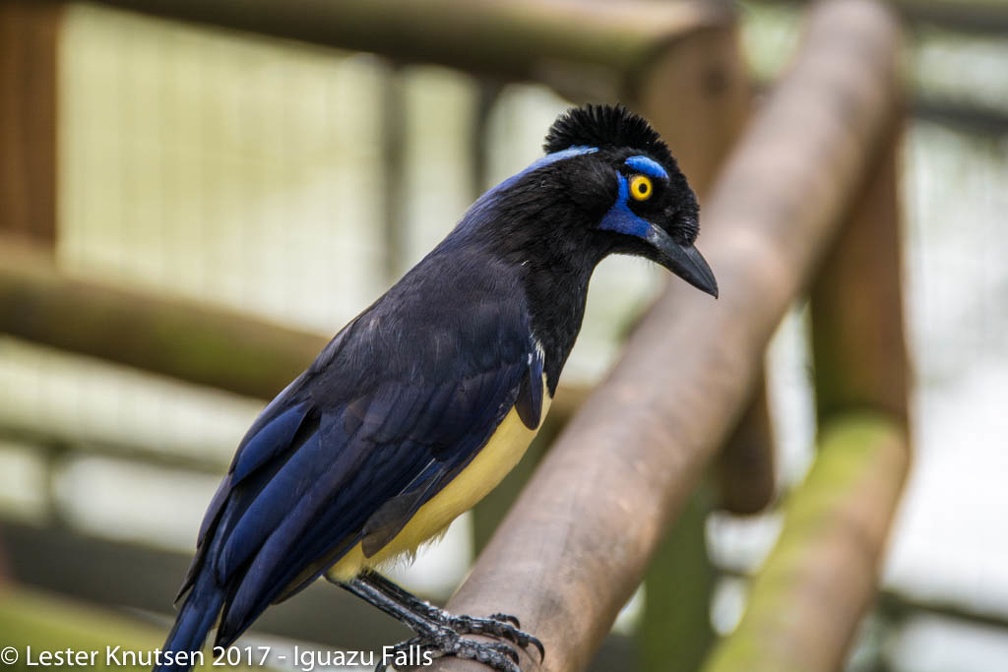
[535,104,718,298]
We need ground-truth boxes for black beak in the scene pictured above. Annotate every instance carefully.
[645,225,718,298]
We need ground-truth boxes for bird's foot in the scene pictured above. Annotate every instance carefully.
[338,572,543,671]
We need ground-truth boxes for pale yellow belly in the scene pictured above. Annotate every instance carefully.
[326,386,550,581]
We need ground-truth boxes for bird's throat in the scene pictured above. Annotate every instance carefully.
[523,259,594,395]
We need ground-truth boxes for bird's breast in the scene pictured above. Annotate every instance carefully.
[327,378,551,581]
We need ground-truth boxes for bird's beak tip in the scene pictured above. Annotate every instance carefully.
[643,225,718,299]
[671,241,718,299]
[691,272,719,299]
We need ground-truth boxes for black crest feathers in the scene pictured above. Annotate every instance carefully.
[543,104,675,167]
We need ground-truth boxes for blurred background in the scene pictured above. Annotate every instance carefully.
[0,1,1006,671]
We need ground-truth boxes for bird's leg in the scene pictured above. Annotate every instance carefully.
[358,571,542,658]
[353,570,450,622]
[328,570,543,672]
[336,577,521,672]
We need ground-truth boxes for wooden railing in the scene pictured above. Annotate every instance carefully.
[0,1,917,671]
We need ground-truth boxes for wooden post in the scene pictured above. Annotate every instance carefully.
[0,0,62,583]
[716,376,776,515]
[810,125,909,427]
[0,1,61,246]
[629,14,749,200]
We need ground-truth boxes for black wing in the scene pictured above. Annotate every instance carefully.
[178,257,545,647]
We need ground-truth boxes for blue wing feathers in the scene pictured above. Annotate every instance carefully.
[216,431,327,583]
[177,396,315,597]
[230,402,313,485]
[157,572,225,672]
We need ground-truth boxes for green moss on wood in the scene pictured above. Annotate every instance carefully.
[702,413,908,672]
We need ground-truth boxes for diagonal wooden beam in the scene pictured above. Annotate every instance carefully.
[435,2,902,670]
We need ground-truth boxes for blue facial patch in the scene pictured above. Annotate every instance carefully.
[624,155,668,180]
[599,173,651,238]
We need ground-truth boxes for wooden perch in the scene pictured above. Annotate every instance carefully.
[435,2,901,670]
[0,239,324,401]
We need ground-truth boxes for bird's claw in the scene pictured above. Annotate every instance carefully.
[489,612,522,629]
[447,613,544,662]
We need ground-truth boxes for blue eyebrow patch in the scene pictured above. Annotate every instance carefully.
[625,155,668,179]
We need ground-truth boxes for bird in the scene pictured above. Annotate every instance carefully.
[155,103,717,672]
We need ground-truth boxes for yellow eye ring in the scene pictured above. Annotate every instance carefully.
[629,174,653,201]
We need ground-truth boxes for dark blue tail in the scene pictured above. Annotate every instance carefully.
[154,572,225,672]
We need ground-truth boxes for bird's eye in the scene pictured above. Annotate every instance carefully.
[629,175,652,201]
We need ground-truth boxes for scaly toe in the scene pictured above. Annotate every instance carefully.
[452,614,542,656]
[449,614,544,662]
[488,612,522,628]
[451,639,522,672]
